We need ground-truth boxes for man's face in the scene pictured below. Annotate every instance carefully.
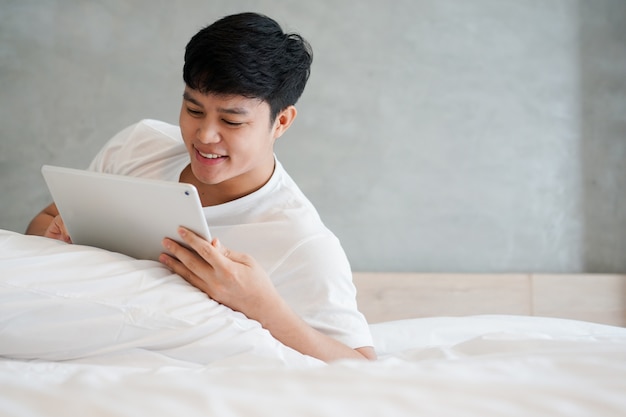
[179,87,284,201]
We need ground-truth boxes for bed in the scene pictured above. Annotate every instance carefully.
[1,228,625,417]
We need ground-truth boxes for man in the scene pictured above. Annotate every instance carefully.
[26,12,375,362]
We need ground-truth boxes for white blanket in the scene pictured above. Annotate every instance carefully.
[1,229,625,416]
[0,229,321,368]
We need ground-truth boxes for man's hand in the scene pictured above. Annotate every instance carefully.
[26,203,72,243]
[44,215,72,243]
[158,227,280,322]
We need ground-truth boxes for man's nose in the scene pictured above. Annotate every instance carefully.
[197,122,220,143]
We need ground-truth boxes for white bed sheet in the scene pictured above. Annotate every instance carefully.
[2,316,626,417]
[1,229,626,416]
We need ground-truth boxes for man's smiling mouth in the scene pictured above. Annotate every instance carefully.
[197,150,226,159]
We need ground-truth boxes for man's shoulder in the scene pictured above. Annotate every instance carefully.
[89,119,187,178]
[110,119,184,154]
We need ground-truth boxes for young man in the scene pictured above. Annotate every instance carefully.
[26,12,375,362]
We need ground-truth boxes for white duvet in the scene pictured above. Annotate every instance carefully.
[1,229,625,417]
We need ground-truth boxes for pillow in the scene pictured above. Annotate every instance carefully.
[370,315,626,357]
[0,229,322,368]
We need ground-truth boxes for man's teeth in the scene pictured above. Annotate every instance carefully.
[199,151,222,159]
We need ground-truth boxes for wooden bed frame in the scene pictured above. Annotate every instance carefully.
[353,273,626,327]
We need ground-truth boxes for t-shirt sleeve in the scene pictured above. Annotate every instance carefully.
[269,233,374,349]
[87,119,186,179]
[88,124,137,174]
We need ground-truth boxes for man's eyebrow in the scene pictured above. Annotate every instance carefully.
[216,106,249,115]
[182,91,203,107]
[183,91,249,115]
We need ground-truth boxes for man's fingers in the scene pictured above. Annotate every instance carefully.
[162,235,210,275]
[159,247,212,295]
[213,238,252,265]
[45,215,72,243]
[176,227,228,265]
[174,227,250,266]
[56,217,72,243]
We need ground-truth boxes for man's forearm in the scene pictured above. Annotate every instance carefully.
[257,296,375,362]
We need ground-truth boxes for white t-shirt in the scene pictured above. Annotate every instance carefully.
[88,119,373,349]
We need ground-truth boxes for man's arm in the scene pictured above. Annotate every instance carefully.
[25,203,72,243]
[159,227,376,362]
[251,294,377,361]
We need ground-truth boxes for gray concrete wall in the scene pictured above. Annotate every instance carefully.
[1,0,624,273]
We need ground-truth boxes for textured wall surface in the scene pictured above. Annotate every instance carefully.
[1,0,624,272]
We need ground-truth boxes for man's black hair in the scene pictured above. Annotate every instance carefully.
[183,12,313,122]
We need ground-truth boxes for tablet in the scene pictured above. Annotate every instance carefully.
[41,165,211,261]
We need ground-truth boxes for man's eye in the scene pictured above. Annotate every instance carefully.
[223,119,243,126]
[187,108,203,116]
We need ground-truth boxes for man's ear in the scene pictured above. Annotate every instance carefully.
[272,106,297,139]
